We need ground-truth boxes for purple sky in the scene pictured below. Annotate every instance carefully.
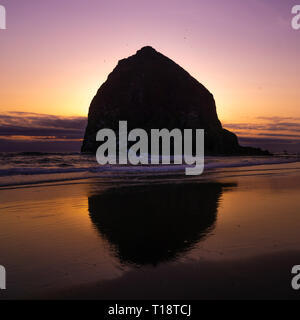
[0,0,300,152]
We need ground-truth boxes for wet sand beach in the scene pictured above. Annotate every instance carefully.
[1,161,300,299]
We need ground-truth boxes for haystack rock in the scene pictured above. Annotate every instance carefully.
[82,46,269,155]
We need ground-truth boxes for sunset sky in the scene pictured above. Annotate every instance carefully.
[0,0,300,152]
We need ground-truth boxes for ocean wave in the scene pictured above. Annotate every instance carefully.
[0,156,299,178]
[0,151,81,158]
[0,166,93,177]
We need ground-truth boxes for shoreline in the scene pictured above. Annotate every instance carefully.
[1,156,300,190]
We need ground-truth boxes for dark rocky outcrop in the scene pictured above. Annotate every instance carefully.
[82,46,269,155]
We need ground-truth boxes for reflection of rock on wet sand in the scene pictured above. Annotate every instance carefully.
[88,182,236,266]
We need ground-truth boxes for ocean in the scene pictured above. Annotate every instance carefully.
[0,152,299,188]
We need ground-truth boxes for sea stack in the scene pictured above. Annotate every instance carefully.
[82,46,268,155]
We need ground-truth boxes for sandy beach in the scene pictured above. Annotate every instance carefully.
[1,161,300,300]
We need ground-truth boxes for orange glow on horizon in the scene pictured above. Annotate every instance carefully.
[1,1,299,127]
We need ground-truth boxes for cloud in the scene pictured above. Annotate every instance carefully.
[256,116,300,122]
[0,112,87,140]
[239,137,300,153]
[224,116,300,153]
[224,122,300,134]
[224,116,300,136]
[0,112,87,152]
[0,138,82,153]
[1,112,300,153]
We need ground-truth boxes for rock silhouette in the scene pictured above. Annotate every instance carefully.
[82,46,269,155]
[88,182,236,265]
